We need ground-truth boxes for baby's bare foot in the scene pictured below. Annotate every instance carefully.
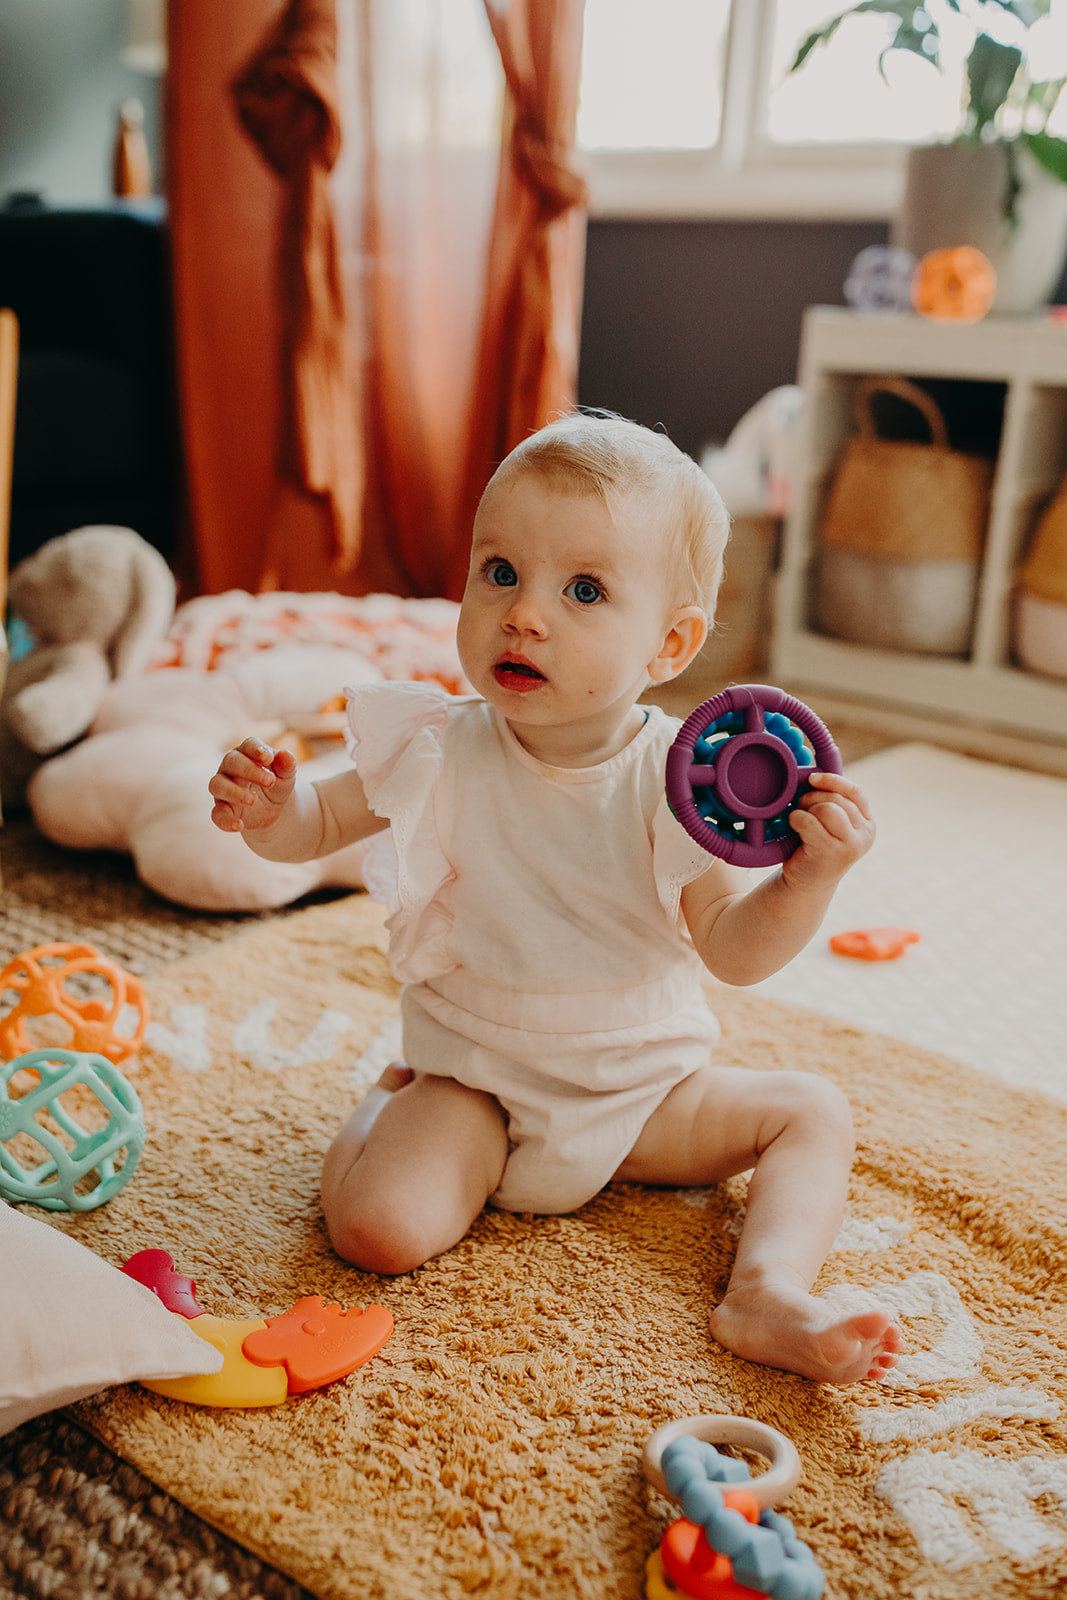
[710,1279,902,1384]
[346,1061,414,1147]
[377,1062,414,1094]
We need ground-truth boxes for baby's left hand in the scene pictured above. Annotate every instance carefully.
[783,771,875,891]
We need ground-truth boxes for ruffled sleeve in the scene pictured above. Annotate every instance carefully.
[651,792,718,937]
[344,681,459,982]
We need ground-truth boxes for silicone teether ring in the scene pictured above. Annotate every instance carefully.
[665,683,842,868]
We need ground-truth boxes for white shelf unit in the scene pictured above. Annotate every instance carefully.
[771,306,1067,743]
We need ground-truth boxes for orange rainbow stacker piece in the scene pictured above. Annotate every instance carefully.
[121,1250,393,1408]
[243,1296,395,1394]
[0,943,149,1067]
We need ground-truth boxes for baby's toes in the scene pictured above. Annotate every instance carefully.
[379,1061,414,1092]
[867,1324,903,1379]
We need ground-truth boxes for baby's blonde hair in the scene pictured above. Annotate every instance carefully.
[486,411,730,618]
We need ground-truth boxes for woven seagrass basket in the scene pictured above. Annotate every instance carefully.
[1015,479,1067,679]
[816,375,994,655]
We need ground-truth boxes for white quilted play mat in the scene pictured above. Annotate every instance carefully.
[750,742,1067,1105]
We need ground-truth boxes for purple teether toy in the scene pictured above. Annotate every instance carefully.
[665,684,842,869]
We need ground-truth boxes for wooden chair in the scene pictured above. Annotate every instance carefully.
[0,308,16,621]
[0,307,19,838]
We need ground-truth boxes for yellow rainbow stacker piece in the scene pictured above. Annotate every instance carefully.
[142,1314,289,1407]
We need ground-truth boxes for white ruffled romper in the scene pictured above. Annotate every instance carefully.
[346,682,721,1215]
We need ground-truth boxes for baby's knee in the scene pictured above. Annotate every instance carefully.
[781,1072,855,1156]
[324,1195,437,1277]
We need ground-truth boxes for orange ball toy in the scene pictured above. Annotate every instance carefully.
[0,943,149,1067]
[912,245,997,322]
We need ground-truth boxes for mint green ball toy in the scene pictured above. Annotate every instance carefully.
[0,1047,145,1211]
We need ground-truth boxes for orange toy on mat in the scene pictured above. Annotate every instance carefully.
[912,246,997,322]
[830,927,920,962]
[0,943,149,1066]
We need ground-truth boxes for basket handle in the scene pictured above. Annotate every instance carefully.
[852,374,950,449]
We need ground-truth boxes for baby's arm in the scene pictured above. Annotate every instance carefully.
[209,737,386,863]
[682,771,875,987]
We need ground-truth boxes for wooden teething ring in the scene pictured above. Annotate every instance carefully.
[642,1413,802,1511]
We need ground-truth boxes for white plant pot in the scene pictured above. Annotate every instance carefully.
[894,141,1067,315]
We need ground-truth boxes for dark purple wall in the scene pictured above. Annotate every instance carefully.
[579,216,1067,456]
[579,219,887,454]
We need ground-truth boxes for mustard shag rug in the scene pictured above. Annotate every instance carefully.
[33,895,1067,1600]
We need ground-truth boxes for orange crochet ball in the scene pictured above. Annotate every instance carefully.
[0,943,149,1066]
[912,246,997,323]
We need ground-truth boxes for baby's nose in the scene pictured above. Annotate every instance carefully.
[504,591,548,635]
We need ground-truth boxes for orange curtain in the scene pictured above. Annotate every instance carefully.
[345,2,501,599]
[166,0,284,595]
[457,0,589,596]
[232,0,363,574]
[167,0,587,600]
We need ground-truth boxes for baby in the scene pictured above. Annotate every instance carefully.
[210,412,901,1385]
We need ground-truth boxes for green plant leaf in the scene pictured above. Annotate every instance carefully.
[965,34,1023,136]
[879,19,941,79]
[1003,137,1024,228]
[789,19,846,73]
[1026,76,1067,128]
[787,2,941,75]
[984,1,1051,24]
[1023,130,1067,183]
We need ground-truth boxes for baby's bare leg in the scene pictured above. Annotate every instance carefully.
[614,1066,902,1383]
[321,1072,508,1276]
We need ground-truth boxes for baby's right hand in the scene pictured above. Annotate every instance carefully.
[208,737,298,833]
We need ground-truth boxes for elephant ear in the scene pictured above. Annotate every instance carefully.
[6,642,112,754]
[109,539,178,678]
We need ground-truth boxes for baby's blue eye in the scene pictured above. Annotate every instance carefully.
[565,577,603,605]
[485,560,518,587]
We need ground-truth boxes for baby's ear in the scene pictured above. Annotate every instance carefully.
[647,607,706,684]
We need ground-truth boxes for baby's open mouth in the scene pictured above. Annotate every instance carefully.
[494,658,546,687]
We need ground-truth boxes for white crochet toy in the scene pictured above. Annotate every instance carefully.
[1,526,176,807]
[25,586,470,912]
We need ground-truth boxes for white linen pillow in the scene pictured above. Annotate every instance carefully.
[1,1201,222,1436]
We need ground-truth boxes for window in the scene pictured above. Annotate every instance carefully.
[577,0,730,154]
[577,0,1067,219]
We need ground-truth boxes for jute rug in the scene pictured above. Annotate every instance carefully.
[0,1411,311,1600]
[20,892,1067,1600]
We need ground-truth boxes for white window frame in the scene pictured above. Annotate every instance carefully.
[583,0,907,221]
